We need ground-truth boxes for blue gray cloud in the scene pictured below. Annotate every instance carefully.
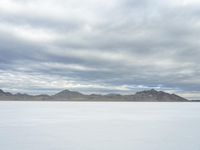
[0,0,200,99]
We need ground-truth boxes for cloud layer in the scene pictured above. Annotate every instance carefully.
[0,0,200,99]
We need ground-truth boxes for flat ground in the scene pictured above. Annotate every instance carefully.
[0,101,199,150]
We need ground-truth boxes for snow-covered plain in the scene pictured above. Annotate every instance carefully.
[0,102,200,150]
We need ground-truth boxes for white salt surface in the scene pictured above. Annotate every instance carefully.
[0,102,200,150]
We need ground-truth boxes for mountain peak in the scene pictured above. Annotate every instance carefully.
[150,89,157,92]
[134,89,187,102]
[53,89,84,99]
[55,89,83,95]
[58,89,71,93]
[135,89,158,95]
[0,89,12,96]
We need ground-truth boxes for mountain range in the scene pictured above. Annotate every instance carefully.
[0,89,191,102]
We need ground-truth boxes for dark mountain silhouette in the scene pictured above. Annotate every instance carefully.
[0,89,191,101]
[131,89,188,102]
[0,89,12,96]
[52,89,84,100]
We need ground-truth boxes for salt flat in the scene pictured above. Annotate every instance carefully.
[0,102,200,150]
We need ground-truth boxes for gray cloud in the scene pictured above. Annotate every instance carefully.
[0,0,200,99]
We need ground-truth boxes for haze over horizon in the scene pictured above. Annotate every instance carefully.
[0,0,200,99]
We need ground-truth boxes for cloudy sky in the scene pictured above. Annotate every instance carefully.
[0,0,200,99]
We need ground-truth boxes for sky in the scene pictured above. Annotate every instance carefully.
[0,0,200,99]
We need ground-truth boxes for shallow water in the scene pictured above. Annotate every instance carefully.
[0,102,200,150]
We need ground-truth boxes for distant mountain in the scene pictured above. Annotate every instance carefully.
[191,100,200,102]
[0,89,12,96]
[0,89,190,102]
[132,89,188,102]
[52,89,85,100]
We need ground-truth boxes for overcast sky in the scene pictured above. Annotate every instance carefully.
[0,0,200,99]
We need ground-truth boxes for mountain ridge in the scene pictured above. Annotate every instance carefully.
[0,89,192,102]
